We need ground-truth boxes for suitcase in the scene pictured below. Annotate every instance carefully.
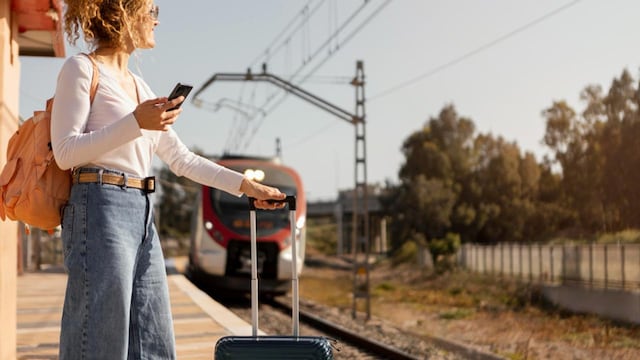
[214,195,335,360]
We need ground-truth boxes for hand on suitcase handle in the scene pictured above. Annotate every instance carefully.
[248,195,296,211]
[247,194,301,339]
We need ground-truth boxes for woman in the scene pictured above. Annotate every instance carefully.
[51,1,285,358]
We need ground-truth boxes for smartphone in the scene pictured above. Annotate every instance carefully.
[167,83,193,111]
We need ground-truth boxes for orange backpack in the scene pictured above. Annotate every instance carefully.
[0,54,99,230]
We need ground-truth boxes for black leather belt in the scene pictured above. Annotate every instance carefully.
[73,172,156,193]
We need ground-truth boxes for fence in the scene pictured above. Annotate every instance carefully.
[458,243,640,291]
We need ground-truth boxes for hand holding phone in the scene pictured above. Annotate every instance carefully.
[167,83,193,111]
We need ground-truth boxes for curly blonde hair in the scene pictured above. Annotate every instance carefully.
[63,0,150,50]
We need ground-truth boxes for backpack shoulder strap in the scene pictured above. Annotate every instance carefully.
[82,53,100,104]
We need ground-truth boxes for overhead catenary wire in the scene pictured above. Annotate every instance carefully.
[233,0,392,151]
[271,0,580,148]
[203,0,582,150]
[239,0,374,121]
[247,0,327,69]
[287,75,352,84]
[218,1,383,153]
[369,0,585,101]
[289,121,340,148]
[223,0,329,153]
[296,0,392,83]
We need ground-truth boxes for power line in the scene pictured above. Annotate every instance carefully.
[249,0,327,69]
[244,0,374,115]
[290,121,340,148]
[297,0,392,84]
[224,0,391,152]
[288,75,352,84]
[369,0,584,101]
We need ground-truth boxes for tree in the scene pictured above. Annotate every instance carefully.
[383,65,640,252]
[470,135,537,243]
[599,70,640,229]
[541,69,640,232]
[542,99,603,232]
[385,105,473,251]
[387,104,563,246]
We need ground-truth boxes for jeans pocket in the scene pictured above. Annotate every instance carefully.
[61,204,74,268]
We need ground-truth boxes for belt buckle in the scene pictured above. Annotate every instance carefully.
[143,176,156,193]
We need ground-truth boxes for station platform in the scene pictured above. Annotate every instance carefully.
[16,259,253,359]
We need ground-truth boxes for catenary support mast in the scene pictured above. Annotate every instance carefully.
[193,62,371,319]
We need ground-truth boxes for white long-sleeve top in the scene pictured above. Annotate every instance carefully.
[51,54,244,196]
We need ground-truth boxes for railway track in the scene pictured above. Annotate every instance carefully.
[205,288,459,359]
[266,296,421,359]
[200,285,509,360]
[186,252,505,359]
[271,296,507,360]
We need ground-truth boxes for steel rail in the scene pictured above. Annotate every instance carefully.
[267,297,419,360]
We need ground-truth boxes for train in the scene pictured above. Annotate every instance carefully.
[187,155,306,295]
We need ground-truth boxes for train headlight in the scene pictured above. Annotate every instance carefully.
[204,221,213,230]
[244,169,265,182]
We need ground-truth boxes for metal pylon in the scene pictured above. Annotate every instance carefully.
[191,61,371,319]
[351,61,370,320]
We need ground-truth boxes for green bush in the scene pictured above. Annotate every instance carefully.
[428,232,461,259]
[392,236,421,265]
[428,232,461,272]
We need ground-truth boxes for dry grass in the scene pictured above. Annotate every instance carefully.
[300,253,640,360]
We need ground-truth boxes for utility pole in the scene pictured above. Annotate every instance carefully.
[193,62,371,320]
[350,61,370,320]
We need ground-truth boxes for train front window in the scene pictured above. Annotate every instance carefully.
[210,185,296,237]
[207,161,299,237]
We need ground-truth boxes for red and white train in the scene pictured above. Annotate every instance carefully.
[187,155,306,294]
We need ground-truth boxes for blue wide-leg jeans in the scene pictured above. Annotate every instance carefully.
[59,176,176,359]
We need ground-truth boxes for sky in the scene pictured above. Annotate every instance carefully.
[18,0,640,202]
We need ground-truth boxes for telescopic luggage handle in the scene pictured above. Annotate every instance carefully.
[247,195,299,337]
[248,195,296,211]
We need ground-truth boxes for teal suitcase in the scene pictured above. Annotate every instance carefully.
[214,196,334,359]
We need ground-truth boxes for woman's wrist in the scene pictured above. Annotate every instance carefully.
[239,177,253,195]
